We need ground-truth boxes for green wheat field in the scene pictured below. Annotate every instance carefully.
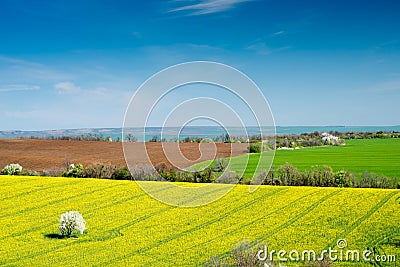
[223,139,400,178]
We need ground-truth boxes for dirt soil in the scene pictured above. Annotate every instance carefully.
[0,139,248,172]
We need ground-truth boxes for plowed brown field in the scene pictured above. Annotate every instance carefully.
[0,139,248,172]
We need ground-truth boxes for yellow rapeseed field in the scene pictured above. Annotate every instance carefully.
[0,176,398,266]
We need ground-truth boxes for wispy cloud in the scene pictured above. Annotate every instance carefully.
[0,55,73,82]
[372,81,400,92]
[168,0,252,15]
[132,31,142,39]
[187,43,222,50]
[0,55,45,68]
[54,82,81,94]
[373,39,399,50]
[246,42,290,56]
[272,30,285,36]
[5,110,49,120]
[0,84,40,92]
[54,81,109,96]
[246,42,271,55]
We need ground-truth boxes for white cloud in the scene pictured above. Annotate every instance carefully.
[187,43,223,51]
[372,81,400,92]
[246,42,290,55]
[0,84,40,92]
[132,31,142,39]
[272,30,285,36]
[0,55,73,82]
[246,42,271,55]
[0,55,44,68]
[54,82,111,97]
[169,0,252,15]
[54,82,81,93]
[5,110,49,119]
[88,87,108,96]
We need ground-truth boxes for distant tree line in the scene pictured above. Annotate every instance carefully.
[21,134,119,142]
[334,130,400,139]
[16,131,399,149]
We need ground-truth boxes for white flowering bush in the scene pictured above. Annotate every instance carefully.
[321,133,345,146]
[59,211,86,237]
[1,163,23,175]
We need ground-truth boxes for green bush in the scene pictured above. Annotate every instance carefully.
[248,144,261,153]
[62,163,134,180]
[20,169,40,176]
[63,164,84,178]
[210,158,228,172]
[215,170,239,184]
[129,165,158,181]
[333,170,354,187]
[112,167,132,180]
[160,167,176,182]
[176,171,193,182]
[197,168,215,183]
[277,163,301,186]
[309,165,334,187]
[258,167,280,186]
[357,171,391,188]
[83,164,115,178]
[375,174,390,188]
[155,163,177,181]
[188,168,216,183]
[267,164,358,188]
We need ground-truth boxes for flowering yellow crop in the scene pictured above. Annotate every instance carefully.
[0,176,398,266]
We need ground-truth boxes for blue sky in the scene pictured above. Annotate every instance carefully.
[0,0,399,130]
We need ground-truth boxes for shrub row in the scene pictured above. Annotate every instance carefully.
[256,163,399,189]
[62,163,132,180]
[144,158,229,183]
[151,162,399,189]
[2,161,399,189]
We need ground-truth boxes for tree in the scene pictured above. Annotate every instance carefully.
[59,211,86,237]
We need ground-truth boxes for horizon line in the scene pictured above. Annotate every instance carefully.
[1,125,400,132]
